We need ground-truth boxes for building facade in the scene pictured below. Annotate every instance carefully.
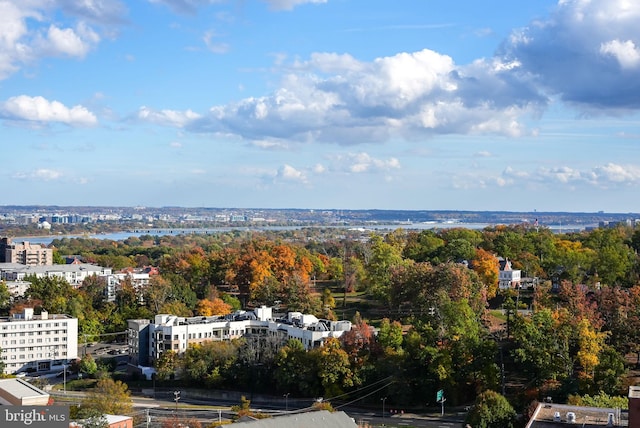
[127,306,352,367]
[0,238,53,266]
[0,308,78,375]
[0,263,112,287]
[499,258,522,290]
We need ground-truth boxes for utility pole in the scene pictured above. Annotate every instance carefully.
[381,397,387,420]
[174,390,181,414]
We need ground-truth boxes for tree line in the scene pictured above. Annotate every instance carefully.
[0,223,639,423]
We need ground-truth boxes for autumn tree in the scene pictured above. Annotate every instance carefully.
[472,248,499,299]
[81,378,132,415]
[195,297,232,316]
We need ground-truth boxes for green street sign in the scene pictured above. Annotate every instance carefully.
[437,389,444,402]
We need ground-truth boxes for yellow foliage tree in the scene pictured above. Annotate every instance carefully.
[195,298,232,316]
[576,317,607,379]
[472,248,500,299]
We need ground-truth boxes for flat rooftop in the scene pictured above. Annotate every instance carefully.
[528,403,628,427]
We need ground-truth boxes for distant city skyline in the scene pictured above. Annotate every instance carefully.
[2,1,640,212]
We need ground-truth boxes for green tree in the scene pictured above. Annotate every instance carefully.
[312,337,353,397]
[155,350,177,381]
[378,318,403,353]
[80,354,98,376]
[403,230,445,263]
[274,339,319,396]
[511,309,572,385]
[568,391,628,409]
[465,390,516,428]
[365,235,405,303]
[0,281,10,314]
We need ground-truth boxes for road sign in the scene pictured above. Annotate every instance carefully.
[437,389,444,402]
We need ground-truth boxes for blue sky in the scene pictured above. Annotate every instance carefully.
[1,0,640,213]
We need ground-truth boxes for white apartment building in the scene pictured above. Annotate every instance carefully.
[4,280,31,299]
[0,308,78,375]
[99,272,150,302]
[128,306,352,366]
[0,263,112,287]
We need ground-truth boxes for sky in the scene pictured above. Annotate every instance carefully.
[1,0,640,213]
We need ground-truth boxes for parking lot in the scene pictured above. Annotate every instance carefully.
[80,342,129,357]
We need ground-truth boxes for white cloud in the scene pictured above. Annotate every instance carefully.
[592,163,640,184]
[13,168,64,181]
[0,0,126,80]
[179,48,542,144]
[137,106,202,127]
[0,95,97,126]
[276,164,307,183]
[148,0,223,14]
[262,0,328,12]
[38,23,100,57]
[331,152,401,174]
[500,0,640,109]
[203,30,229,54]
[57,0,128,25]
[600,39,640,69]
[169,142,182,148]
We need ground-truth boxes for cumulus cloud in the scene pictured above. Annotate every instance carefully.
[137,106,201,127]
[600,39,640,70]
[0,95,97,126]
[329,152,401,174]
[36,23,100,57]
[166,48,543,145]
[500,0,640,109]
[0,0,126,80]
[496,163,640,188]
[276,164,307,183]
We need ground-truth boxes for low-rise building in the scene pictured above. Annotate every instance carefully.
[499,258,521,290]
[0,378,50,405]
[128,306,352,367]
[0,263,112,287]
[0,308,78,375]
[70,414,133,428]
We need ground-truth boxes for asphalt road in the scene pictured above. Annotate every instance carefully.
[50,382,468,428]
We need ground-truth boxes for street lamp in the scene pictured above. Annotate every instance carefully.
[283,393,290,411]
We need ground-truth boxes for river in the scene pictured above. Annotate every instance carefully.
[14,221,593,246]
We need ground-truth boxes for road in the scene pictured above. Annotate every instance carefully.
[51,385,467,428]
